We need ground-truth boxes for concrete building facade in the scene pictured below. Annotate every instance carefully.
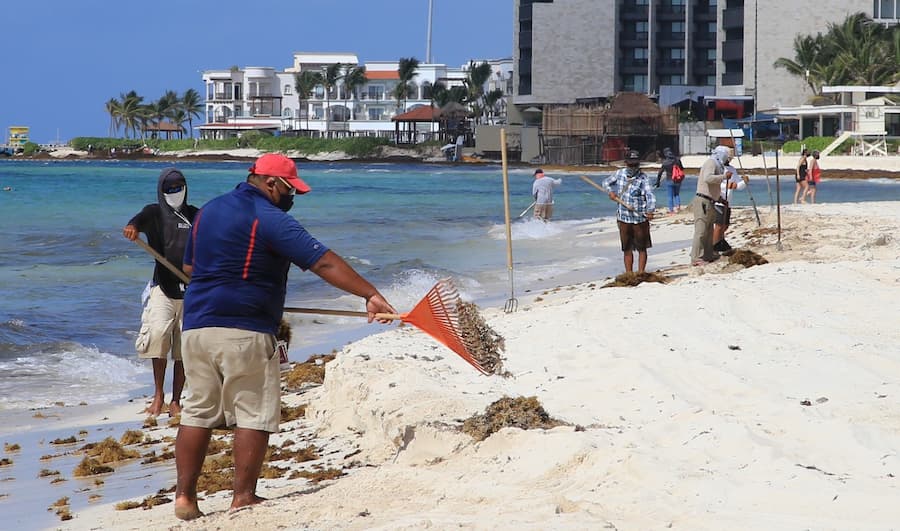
[512,0,893,118]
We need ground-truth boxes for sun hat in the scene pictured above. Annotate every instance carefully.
[249,153,311,194]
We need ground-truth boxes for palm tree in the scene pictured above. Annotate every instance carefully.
[394,57,420,111]
[483,88,504,124]
[322,63,343,133]
[105,97,121,137]
[295,70,323,131]
[181,89,203,138]
[118,91,144,139]
[342,65,367,120]
[774,34,823,94]
[464,61,493,124]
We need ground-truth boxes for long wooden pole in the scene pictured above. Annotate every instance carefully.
[500,128,517,311]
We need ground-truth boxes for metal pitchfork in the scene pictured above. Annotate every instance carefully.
[500,128,518,313]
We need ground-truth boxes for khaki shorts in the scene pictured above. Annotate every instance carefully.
[180,327,280,433]
[534,203,553,221]
[135,285,183,360]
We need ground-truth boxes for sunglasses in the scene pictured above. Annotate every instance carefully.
[277,178,296,196]
[164,184,184,194]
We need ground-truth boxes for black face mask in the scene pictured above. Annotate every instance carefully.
[276,193,294,212]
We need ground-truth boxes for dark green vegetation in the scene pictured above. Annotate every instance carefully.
[775,12,900,96]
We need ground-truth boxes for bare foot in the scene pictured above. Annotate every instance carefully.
[169,401,182,417]
[231,494,267,511]
[144,397,164,417]
[174,498,203,521]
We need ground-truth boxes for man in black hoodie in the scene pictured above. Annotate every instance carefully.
[123,168,199,417]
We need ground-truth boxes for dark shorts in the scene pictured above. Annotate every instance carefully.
[808,181,817,187]
[714,201,731,225]
[617,220,652,252]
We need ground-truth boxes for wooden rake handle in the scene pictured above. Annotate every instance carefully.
[579,175,635,211]
[283,307,403,320]
[133,237,191,284]
[131,239,396,319]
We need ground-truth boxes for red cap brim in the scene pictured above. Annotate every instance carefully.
[283,175,311,194]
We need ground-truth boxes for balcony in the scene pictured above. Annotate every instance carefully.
[519,30,532,48]
[722,71,744,86]
[693,31,717,47]
[723,7,744,29]
[657,58,685,74]
[657,31,686,47]
[620,58,649,75]
[722,40,743,62]
[656,5,686,19]
[620,32,649,47]
[692,60,716,75]
[620,4,649,21]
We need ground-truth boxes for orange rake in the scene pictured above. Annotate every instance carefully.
[284,278,488,375]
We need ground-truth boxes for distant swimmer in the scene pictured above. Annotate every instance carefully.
[2,186,12,191]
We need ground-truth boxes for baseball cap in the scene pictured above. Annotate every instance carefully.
[625,150,641,162]
[249,153,311,194]
[534,168,544,176]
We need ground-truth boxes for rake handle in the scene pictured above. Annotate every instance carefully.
[133,237,191,284]
[283,307,402,320]
[579,175,636,211]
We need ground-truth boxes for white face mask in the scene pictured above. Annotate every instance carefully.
[164,189,186,209]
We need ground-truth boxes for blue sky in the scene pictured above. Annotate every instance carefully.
[2,0,512,144]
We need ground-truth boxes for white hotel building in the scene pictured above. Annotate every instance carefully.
[197,52,513,140]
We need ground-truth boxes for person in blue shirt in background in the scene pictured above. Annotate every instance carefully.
[173,153,396,521]
[603,150,656,274]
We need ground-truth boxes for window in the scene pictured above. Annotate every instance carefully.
[670,48,685,60]
[635,21,648,33]
[234,83,242,100]
[368,107,385,120]
[708,22,717,33]
[234,105,242,118]
[671,0,685,5]
[312,104,323,119]
[367,85,385,100]
[314,85,324,98]
[671,21,685,33]
[705,75,716,86]
[624,75,648,93]
[663,75,685,85]
[283,84,292,96]
[634,48,648,59]
[879,0,895,18]
[282,108,292,118]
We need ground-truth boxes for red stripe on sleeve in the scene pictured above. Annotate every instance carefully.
[242,218,259,279]
[188,210,202,267]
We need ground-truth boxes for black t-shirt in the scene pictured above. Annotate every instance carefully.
[128,204,198,299]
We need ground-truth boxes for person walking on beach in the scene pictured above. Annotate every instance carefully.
[805,150,822,203]
[603,150,656,273]
[123,168,198,417]
[690,146,733,266]
[794,149,810,204]
[655,147,686,214]
[173,153,396,521]
[532,168,563,221]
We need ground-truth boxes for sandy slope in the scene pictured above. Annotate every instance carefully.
[59,203,900,530]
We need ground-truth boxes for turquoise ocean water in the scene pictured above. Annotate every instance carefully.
[1,159,900,412]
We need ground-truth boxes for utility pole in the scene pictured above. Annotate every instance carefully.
[426,0,434,63]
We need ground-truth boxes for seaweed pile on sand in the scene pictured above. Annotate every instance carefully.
[728,249,769,267]
[604,271,670,288]
[461,396,568,441]
[458,301,506,375]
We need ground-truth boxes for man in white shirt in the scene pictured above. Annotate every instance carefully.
[531,169,563,221]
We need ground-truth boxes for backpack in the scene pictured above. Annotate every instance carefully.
[671,164,685,183]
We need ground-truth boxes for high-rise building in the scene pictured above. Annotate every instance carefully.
[513,0,890,116]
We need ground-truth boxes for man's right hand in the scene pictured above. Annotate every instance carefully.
[123,224,139,241]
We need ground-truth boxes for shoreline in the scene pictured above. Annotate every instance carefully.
[10,147,900,179]
[6,201,900,529]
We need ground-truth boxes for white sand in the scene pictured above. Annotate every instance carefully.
[41,202,900,530]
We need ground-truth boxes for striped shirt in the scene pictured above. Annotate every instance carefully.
[602,168,656,224]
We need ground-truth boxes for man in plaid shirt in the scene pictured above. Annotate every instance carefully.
[602,150,657,273]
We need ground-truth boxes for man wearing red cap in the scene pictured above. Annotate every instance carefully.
[173,153,396,520]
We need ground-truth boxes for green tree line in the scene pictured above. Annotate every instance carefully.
[775,12,900,101]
